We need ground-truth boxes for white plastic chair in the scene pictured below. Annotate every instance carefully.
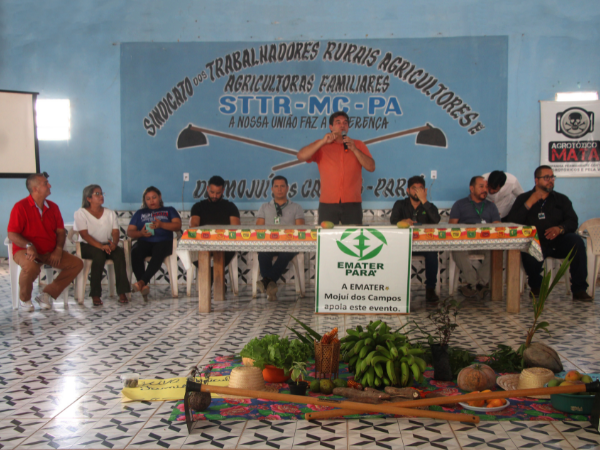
[4,237,70,309]
[124,234,179,298]
[251,252,305,298]
[449,252,487,295]
[68,230,132,304]
[579,219,600,297]
[411,254,441,296]
[186,252,239,296]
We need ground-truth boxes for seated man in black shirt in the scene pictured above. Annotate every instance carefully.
[390,176,441,302]
[506,165,591,302]
[190,176,241,287]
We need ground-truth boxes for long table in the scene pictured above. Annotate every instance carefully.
[177,223,543,314]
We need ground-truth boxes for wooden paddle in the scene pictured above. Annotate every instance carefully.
[305,381,600,420]
[185,381,479,424]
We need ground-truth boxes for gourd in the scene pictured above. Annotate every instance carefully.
[457,363,497,392]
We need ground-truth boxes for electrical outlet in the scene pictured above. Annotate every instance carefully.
[183,173,189,182]
[431,170,437,180]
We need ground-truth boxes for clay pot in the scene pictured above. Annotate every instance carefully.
[262,365,289,383]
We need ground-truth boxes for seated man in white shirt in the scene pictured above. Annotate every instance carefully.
[482,171,524,220]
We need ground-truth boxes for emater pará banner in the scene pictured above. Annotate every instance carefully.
[121,37,508,206]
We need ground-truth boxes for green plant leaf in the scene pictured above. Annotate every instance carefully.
[547,248,575,294]
[534,321,551,334]
[290,315,322,341]
[286,326,313,346]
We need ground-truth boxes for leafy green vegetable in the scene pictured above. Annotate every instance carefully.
[240,334,312,370]
[487,344,525,373]
[448,346,477,377]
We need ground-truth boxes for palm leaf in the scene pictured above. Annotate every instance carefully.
[547,248,575,293]
[290,315,322,341]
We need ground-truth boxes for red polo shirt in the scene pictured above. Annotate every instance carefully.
[7,196,65,256]
[308,139,372,203]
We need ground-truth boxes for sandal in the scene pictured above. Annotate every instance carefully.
[118,294,129,304]
[132,281,145,292]
[92,296,103,306]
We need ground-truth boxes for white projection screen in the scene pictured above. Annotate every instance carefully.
[0,90,40,178]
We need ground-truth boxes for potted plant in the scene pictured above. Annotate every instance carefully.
[240,334,312,383]
[427,297,460,381]
[288,362,309,395]
[488,251,574,374]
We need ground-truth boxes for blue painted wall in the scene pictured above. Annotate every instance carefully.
[1,0,599,256]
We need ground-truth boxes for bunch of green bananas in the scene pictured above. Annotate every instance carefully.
[341,320,426,388]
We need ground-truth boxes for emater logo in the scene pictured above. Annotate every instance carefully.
[336,228,387,261]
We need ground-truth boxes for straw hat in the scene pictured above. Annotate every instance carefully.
[225,366,280,399]
[497,367,558,399]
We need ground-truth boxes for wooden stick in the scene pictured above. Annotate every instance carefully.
[306,399,430,420]
[189,126,298,156]
[305,382,597,421]
[199,385,479,423]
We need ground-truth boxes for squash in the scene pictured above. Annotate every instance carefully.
[457,363,497,392]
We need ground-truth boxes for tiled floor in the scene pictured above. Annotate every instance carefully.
[0,260,599,449]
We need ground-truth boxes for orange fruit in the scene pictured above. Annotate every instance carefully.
[486,399,506,408]
[468,399,486,407]
[565,370,582,382]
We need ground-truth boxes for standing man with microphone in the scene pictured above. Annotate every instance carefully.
[297,111,375,225]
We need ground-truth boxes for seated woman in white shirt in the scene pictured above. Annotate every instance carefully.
[73,185,131,305]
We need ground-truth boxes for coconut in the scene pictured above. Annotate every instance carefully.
[523,342,563,373]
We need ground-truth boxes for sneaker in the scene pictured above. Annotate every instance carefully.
[459,284,478,298]
[256,279,267,294]
[34,293,53,310]
[425,287,439,302]
[476,283,489,300]
[572,291,593,302]
[19,300,34,312]
[266,281,278,301]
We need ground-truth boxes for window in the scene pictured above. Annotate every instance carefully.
[36,99,71,140]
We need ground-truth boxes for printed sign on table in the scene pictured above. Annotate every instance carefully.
[316,227,411,314]
[540,100,600,177]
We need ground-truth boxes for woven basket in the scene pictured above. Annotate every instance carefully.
[314,340,341,380]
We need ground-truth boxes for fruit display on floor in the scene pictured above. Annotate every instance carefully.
[341,320,426,388]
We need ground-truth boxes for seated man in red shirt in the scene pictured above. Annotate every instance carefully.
[7,174,83,311]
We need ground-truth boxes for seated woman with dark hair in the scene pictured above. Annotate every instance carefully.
[127,186,182,298]
[74,185,131,305]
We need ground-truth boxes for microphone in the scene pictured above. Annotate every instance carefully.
[342,131,348,152]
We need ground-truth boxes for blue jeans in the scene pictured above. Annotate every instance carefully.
[258,252,298,282]
[521,233,588,293]
[413,251,438,289]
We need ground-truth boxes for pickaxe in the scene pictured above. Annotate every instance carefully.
[177,123,447,172]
